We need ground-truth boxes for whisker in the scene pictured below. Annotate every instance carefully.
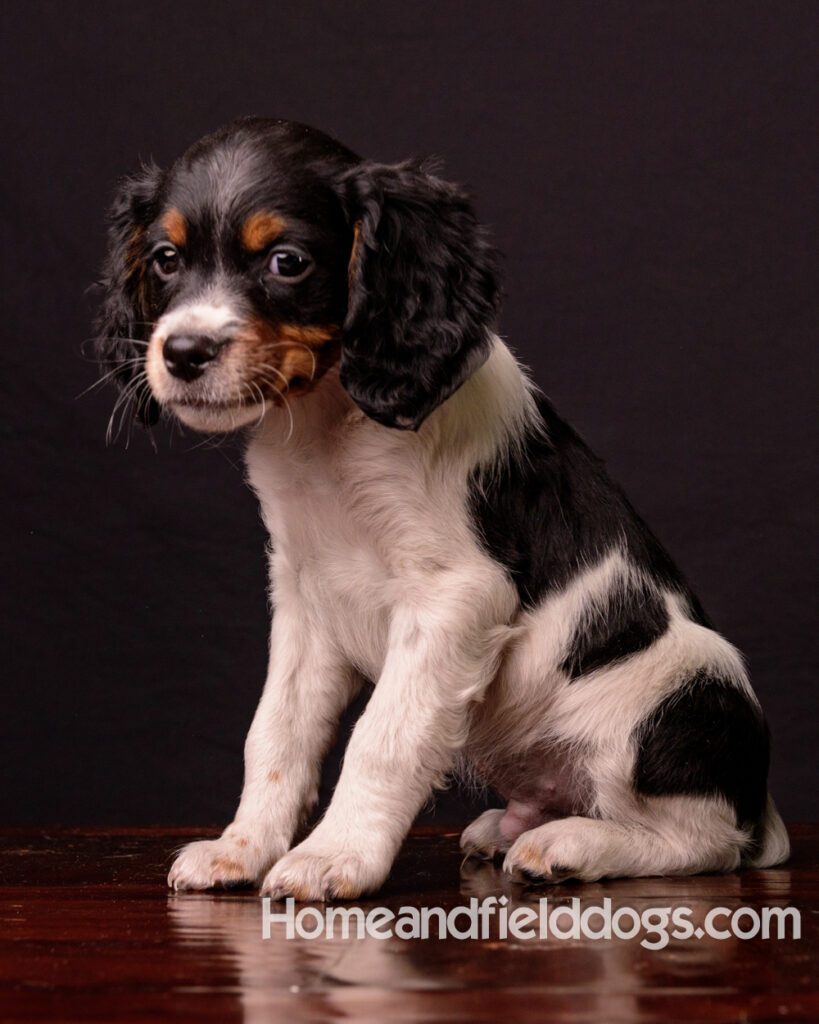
[133,377,159,453]
[90,337,152,346]
[247,361,290,390]
[249,343,318,382]
[302,344,317,381]
[81,336,152,361]
[248,380,267,429]
[282,393,295,443]
[182,432,218,454]
[105,369,149,446]
[76,359,146,399]
[257,379,295,443]
[106,382,134,446]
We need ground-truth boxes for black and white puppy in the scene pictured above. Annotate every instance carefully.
[96,117,789,898]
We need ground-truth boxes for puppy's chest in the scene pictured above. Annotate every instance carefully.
[246,434,457,677]
[295,524,392,680]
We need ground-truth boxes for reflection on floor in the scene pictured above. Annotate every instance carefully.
[0,825,815,1022]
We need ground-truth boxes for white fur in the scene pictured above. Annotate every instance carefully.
[167,337,788,897]
[502,796,747,881]
[146,294,267,432]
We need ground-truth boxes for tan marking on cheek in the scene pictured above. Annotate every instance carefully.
[279,345,321,383]
[277,323,339,349]
[161,208,187,248]
[277,325,341,390]
[235,837,249,848]
[241,210,287,252]
[234,320,341,399]
[267,770,281,783]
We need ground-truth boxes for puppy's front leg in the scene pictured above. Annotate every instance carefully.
[168,587,358,891]
[262,580,513,900]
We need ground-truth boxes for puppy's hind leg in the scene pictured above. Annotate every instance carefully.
[503,795,747,883]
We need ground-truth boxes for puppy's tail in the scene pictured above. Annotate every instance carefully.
[744,793,791,869]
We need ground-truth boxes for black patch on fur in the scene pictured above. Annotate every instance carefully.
[561,580,670,680]
[633,671,769,825]
[468,393,711,625]
[340,161,502,430]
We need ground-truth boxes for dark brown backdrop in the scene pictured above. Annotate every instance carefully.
[1,0,816,823]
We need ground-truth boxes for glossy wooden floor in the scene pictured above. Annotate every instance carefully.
[0,825,815,1022]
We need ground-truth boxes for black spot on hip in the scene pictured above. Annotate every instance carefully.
[632,671,770,826]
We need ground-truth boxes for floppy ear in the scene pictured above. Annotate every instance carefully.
[94,163,163,426]
[340,161,502,430]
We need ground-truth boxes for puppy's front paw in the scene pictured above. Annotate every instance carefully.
[260,839,388,901]
[168,831,277,891]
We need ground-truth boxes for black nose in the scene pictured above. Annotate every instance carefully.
[163,334,221,382]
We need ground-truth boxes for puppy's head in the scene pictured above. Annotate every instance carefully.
[95,118,501,433]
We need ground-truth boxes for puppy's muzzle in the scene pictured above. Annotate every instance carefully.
[163,333,222,382]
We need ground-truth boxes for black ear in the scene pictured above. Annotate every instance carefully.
[94,163,163,427]
[340,161,502,430]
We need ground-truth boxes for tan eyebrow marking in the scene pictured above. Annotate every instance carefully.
[161,208,187,247]
[241,210,287,252]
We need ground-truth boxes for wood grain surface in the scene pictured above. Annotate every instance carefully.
[0,825,815,1022]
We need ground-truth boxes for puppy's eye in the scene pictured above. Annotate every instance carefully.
[152,245,180,281]
[268,249,312,282]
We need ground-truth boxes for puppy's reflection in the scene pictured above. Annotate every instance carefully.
[460,856,796,1011]
[167,858,794,1023]
[169,890,446,1024]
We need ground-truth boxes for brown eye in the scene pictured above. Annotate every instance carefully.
[152,244,180,281]
[268,248,312,282]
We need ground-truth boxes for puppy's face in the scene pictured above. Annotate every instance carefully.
[96,118,503,433]
[146,144,354,431]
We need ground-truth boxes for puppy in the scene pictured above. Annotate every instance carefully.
[96,117,789,898]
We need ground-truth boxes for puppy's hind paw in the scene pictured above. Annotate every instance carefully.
[502,817,604,884]
[460,808,510,861]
